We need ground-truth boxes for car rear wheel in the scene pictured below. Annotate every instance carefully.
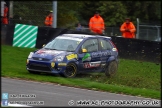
[63,63,77,78]
[105,61,118,77]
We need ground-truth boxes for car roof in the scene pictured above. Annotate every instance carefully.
[60,34,111,40]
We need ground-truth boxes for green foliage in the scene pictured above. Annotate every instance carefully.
[122,1,161,23]
[97,1,127,26]
[57,1,83,28]
[79,1,161,26]
[78,1,100,25]
[1,45,161,99]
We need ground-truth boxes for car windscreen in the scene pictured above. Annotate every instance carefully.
[44,36,83,52]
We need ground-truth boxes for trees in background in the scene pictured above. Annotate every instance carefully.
[78,1,161,26]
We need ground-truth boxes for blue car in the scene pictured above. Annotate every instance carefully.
[26,34,119,78]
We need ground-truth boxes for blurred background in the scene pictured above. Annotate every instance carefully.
[1,0,161,42]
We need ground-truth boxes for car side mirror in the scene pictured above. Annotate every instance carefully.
[42,44,45,47]
[82,48,87,53]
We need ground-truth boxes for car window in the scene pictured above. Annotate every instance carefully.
[81,39,98,52]
[99,39,112,50]
[44,36,83,51]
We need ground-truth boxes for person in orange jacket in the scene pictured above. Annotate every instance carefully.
[89,12,105,35]
[44,10,53,27]
[120,18,136,38]
[2,3,9,24]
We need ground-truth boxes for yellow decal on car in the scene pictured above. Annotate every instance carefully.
[66,54,77,60]
[51,62,55,67]
[26,59,29,64]
[112,48,117,51]
[58,63,67,66]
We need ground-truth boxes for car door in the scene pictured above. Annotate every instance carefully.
[77,38,101,72]
[98,38,112,68]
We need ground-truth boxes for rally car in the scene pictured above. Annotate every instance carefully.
[26,34,119,78]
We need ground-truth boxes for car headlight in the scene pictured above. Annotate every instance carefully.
[54,55,65,62]
[28,52,34,59]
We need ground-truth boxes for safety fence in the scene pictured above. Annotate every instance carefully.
[1,24,161,63]
[2,1,161,42]
[77,27,161,42]
[136,18,161,42]
[9,1,53,27]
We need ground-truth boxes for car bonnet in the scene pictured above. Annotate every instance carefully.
[32,49,69,60]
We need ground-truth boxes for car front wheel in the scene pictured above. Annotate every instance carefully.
[63,63,77,78]
[105,61,118,77]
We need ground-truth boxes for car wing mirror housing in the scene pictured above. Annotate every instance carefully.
[42,44,45,47]
[82,48,87,53]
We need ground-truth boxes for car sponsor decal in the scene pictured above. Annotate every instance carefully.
[91,50,111,57]
[57,36,83,41]
[51,62,55,68]
[82,53,91,62]
[39,53,46,57]
[101,63,106,68]
[83,61,101,68]
[26,59,29,64]
[36,50,63,56]
[112,48,117,51]
[66,54,78,60]
[82,51,111,62]
[36,50,45,54]
[58,63,67,66]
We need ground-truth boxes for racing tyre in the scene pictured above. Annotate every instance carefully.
[105,61,118,77]
[63,63,77,78]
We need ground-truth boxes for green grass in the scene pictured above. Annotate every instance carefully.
[1,45,161,99]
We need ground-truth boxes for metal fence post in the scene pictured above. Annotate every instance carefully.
[52,1,57,28]
[155,25,160,41]
[136,18,139,39]
[147,29,149,40]
[9,1,13,22]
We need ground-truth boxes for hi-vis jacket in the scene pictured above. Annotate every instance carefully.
[44,16,53,26]
[2,6,8,24]
[89,15,105,34]
[120,22,136,38]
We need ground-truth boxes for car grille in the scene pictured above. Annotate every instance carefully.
[29,63,51,71]
[32,57,50,61]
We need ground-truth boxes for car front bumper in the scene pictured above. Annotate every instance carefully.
[26,59,66,74]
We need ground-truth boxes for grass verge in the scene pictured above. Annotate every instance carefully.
[1,45,161,99]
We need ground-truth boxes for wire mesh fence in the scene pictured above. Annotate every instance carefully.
[9,1,161,42]
[138,26,161,42]
[10,1,53,26]
[77,26,161,42]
